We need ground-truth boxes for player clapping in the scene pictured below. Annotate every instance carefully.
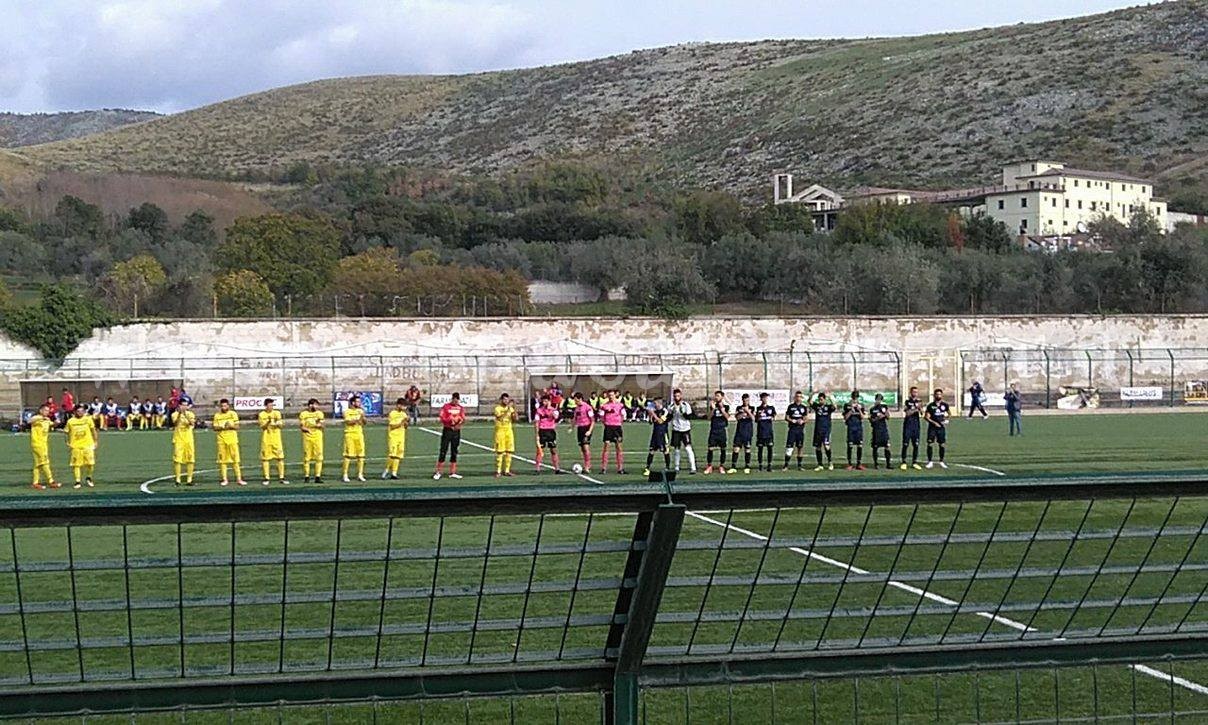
[598,390,626,474]
[533,394,562,474]
[925,388,951,469]
[869,394,892,469]
[843,391,866,470]
[703,390,730,475]
[433,393,466,480]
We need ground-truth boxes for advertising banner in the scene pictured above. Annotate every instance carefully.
[431,393,480,408]
[1119,386,1163,401]
[233,396,283,411]
[333,391,383,417]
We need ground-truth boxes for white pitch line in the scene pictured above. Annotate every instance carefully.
[1133,665,1208,696]
[954,463,1007,477]
[419,428,605,485]
[425,431,1207,696]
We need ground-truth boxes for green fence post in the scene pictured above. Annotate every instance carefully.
[1126,350,1134,409]
[604,502,686,725]
[1044,350,1052,409]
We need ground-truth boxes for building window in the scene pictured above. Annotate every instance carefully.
[1063,220,1069,226]
[1021,197,1028,208]
[1031,164,1036,171]
[1065,199,1069,208]
[997,199,1004,210]
[1020,219,1028,230]
[1047,220,1053,227]
[1051,198,1057,207]
[1090,201,1096,211]
[1074,180,1079,187]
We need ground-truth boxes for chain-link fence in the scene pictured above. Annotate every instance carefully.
[961,348,1208,409]
[0,351,904,421]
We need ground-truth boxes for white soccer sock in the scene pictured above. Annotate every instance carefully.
[686,447,696,471]
[673,449,681,470]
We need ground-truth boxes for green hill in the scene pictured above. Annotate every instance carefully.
[16,1,1208,196]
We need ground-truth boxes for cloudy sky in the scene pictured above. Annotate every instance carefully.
[2,0,1146,114]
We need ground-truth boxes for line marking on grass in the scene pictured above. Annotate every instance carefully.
[954,463,1007,476]
[430,430,1208,696]
[419,427,605,485]
[1132,665,1208,696]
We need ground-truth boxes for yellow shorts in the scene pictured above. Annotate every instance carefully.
[70,447,95,467]
[343,436,365,458]
[31,448,50,468]
[302,437,324,462]
[217,440,241,465]
[261,442,285,461]
[494,430,515,453]
[387,437,406,460]
[174,442,195,465]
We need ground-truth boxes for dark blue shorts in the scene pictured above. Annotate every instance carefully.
[902,421,920,442]
[812,427,831,448]
[786,426,805,448]
[846,426,864,445]
[872,425,890,447]
[927,425,947,444]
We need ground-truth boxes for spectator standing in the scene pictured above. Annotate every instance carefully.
[60,388,75,425]
[404,385,423,424]
[967,381,988,420]
[1005,384,1023,436]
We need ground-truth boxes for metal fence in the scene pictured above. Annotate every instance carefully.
[962,348,1208,409]
[0,474,1205,721]
[0,351,904,420]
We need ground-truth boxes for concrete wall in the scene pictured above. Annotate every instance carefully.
[0,315,1205,417]
[527,281,626,304]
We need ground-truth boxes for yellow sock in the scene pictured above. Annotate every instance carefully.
[187,463,195,483]
[73,466,82,483]
[505,453,513,473]
[315,460,323,477]
[262,461,271,480]
[342,458,350,478]
[220,463,229,482]
[495,453,503,473]
[357,458,365,478]
[174,462,182,482]
[85,465,94,480]
[234,464,243,481]
[277,460,285,479]
[303,461,311,478]
[32,467,40,485]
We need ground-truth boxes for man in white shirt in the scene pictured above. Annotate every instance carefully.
[667,388,697,474]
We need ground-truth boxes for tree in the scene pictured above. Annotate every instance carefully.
[214,270,273,317]
[126,202,170,243]
[0,285,115,360]
[0,279,12,311]
[568,237,636,300]
[151,275,214,318]
[179,210,218,248]
[54,195,105,239]
[329,247,402,315]
[0,231,47,275]
[623,243,715,318]
[964,213,1014,252]
[217,213,340,299]
[674,190,746,245]
[100,254,168,316]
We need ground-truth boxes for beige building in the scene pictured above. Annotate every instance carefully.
[985,161,1167,236]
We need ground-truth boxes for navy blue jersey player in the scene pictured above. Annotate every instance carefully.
[810,392,836,471]
[924,388,951,469]
[643,398,672,476]
[900,386,923,470]
[843,391,866,470]
[754,393,777,472]
[704,391,730,475]
[730,394,755,474]
[869,393,891,469]
[783,391,809,471]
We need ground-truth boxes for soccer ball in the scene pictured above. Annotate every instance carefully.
[572,463,584,474]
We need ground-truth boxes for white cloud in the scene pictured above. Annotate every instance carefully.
[0,0,1146,114]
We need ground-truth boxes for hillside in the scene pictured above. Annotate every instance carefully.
[0,110,159,148]
[16,1,1208,196]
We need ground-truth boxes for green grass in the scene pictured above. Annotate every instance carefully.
[0,413,1206,722]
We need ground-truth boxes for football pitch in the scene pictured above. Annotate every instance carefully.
[0,413,1206,723]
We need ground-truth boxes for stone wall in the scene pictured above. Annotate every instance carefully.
[0,315,1204,417]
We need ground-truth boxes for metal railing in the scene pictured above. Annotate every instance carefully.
[0,473,1204,721]
[961,347,1208,409]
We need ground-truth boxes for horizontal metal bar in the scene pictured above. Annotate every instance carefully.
[0,661,617,718]
[1,473,1206,526]
[639,633,1208,685]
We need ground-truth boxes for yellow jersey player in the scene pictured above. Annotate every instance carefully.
[258,398,288,486]
[212,399,245,486]
[28,403,59,490]
[171,398,197,486]
[381,397,409,480]
[493,393,517,478]
[299,398,325,483]
[65,404,98,488]
[341,395,367,482]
